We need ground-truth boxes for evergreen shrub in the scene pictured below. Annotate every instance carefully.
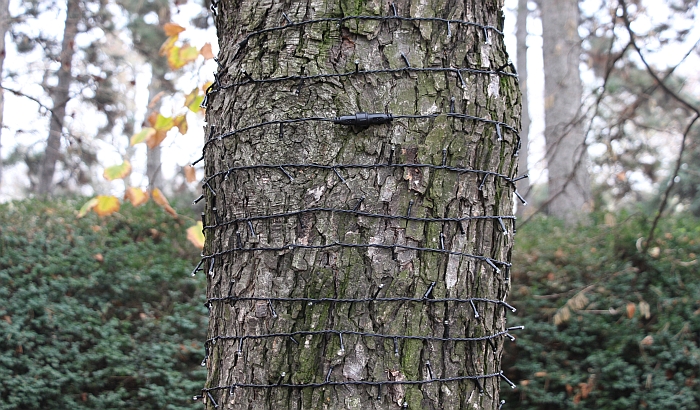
[0,199,206,409]
[503,212,700,409]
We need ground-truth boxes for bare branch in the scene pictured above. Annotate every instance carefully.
[0,85,54,115]
[520,19,628,227]
[618,0,700,253]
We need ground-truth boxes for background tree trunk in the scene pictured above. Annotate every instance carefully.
[146,68,166,191]
[145,3,171,192]
[202,0,520,408]
[515,0,529,217]
[0,0,9,189]
[37,0,79,196]
[118,0,173,192]
[540,0,591,219]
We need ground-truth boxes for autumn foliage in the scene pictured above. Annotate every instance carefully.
[77,22,211,248]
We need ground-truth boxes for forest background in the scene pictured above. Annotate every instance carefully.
[0,0,699,409]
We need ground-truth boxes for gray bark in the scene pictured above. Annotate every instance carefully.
[144,5,171,192]
[146,144,162,190]
[202,0,520,409]
[515,0,530,217]
[540,0,591,219]
[37,0,80,196]
[146,69,166,191]
[0,0,8,188]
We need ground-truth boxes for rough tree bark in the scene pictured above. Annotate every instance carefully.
[540,0,591,219]
[37,0,80,196]
[201,0,521,409]
[515,0,529,217]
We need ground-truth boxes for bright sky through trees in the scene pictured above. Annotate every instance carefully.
[0,0,218,200]
[1,0,698,205]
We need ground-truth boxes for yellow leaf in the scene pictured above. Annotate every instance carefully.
[167,44,199,70]
[130,128,156,146]
[146,130,169,149]
[124,187,149,207]
[184,165,196,183]
[167,44,184,69]
[173,114,187,134]
[159,35,178,57]
[152,188,177,217]
[146,114,175,149]
[77,197,99,218]
[167,44,198,70]
[201,81,213,93]
[179,44,199,65]
[94,195,120,216]
[163,22,186,37]
[153,114,175,131]
[200,43,214,59]
[187,222,205,249]
[184,88,204,113]
[103,160,132,181]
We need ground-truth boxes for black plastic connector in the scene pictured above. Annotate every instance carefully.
[333,112,393,126]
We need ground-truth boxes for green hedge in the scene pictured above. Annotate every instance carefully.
[503,212,700,409]
[3,200,698,409]
[0,199,206,409]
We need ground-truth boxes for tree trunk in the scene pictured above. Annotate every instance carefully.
[37,0,80,196]
[146,67,167,191]
[201,1,521,409]
[540,0,591,219]
[0,0,9,188]
[144,3,172,192]
[515,0,529,217]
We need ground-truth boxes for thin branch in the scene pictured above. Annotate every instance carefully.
[533,284,596,300]
[1,85,54,115]
[618,0,700,253]
[0,84,76,142]
[607,37,700,141]
[520,20,628,227]
[522,5,699,231]
[620,13,699,115]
